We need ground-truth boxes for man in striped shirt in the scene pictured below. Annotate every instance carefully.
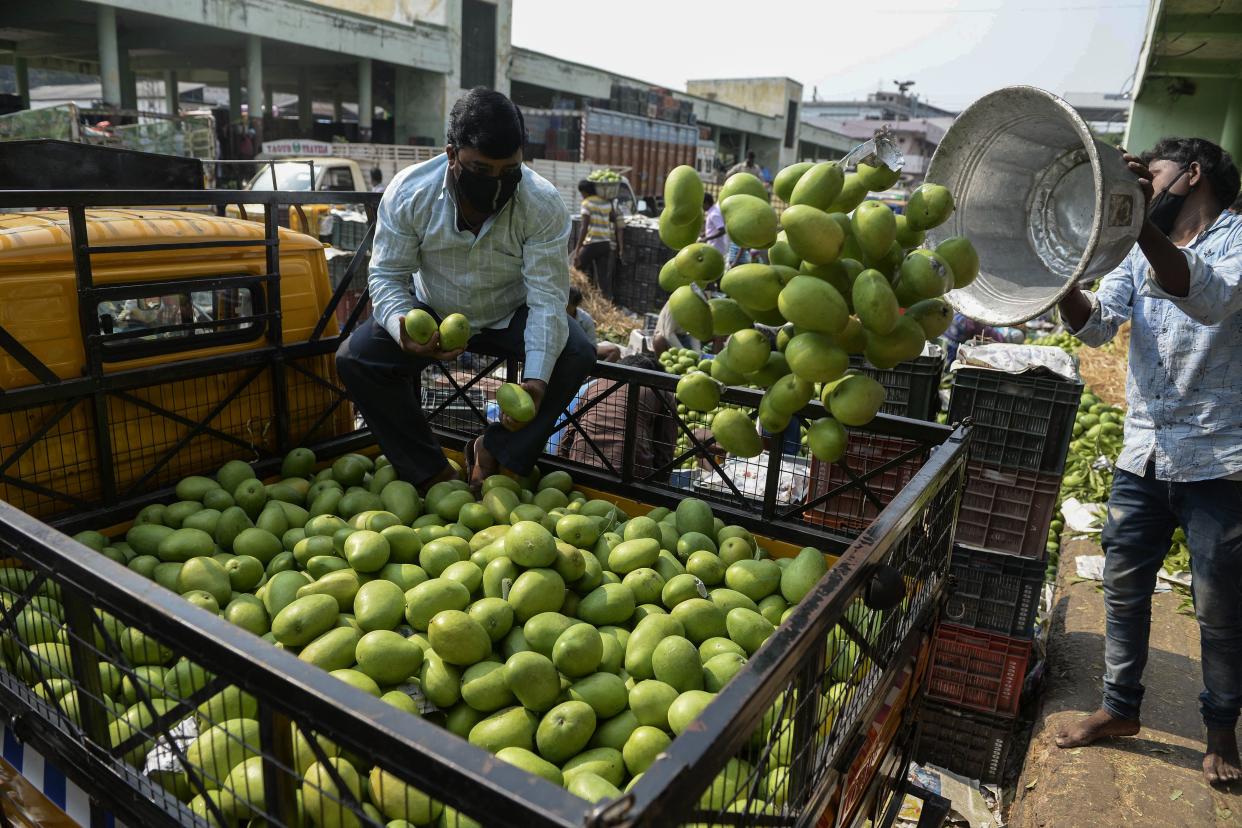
[572,179,623,300]
[336,88,596,492]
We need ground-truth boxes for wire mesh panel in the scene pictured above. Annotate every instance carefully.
[105,367,276,498]
[0,399,101,520]
[0,499,590,828]
[0,187,381,528]
[619,430,968,826]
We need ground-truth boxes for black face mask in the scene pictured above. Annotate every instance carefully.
[1148,165,1190,236]
[452,154,522,215]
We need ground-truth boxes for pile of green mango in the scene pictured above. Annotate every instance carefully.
[656,162,978,464]
[1030,331,1084,353]
[657,347,702,375]
[7,448,876,825]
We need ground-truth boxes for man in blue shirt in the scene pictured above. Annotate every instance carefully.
[336,89,595,492]
[1054,138,1242,785]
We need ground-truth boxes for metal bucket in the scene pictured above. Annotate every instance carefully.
[926,86,1144,326]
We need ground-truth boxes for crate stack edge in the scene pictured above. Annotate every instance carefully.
[917,361,1080,782]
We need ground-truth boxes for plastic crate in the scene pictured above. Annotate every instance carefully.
[954,462,1060,560]
[948,368,1082,474]
[849,353,944,421]
[330,215,369,251]
[805,433,931,536]
[926,623,1032,717]
[915,701,1016,783]
[944,544,1045,637]
[615,262,669,315]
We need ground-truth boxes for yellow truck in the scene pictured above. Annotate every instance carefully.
[0,143,966,828]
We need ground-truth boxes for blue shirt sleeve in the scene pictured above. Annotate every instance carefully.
[521,202,572,382]
[1071,252,1136,347]
[1140,226,1242,325]
[368,183,422,343]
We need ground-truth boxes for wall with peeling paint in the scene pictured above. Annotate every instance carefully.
[306,0,450,26]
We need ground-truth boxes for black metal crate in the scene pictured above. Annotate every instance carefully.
[948,368,1081,474]
[914,701,1017,784]
[944,544,1045,638]
[849,353,944,421]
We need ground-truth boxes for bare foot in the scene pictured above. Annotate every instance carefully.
[1204,729,1242,785]
[1055,709,1141,748]
[416,464,459,496]
[468,436,499,492]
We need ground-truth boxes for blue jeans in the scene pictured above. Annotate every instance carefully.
[1101,464,1242,730]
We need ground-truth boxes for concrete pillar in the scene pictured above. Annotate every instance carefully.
[246,34,263,138]
[357,58,373,141]
[298,69,313,133]
[118,47,137,111]
[394,66,446,146]
[333,91,344,123]
[14,57,29,109]
[164,70,179,115]
[264,85,274,117]
[1221,80,1242,166]
[97,5,121,107]
[494,0,513,95]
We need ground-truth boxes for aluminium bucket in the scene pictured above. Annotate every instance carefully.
[926,86,1144,326]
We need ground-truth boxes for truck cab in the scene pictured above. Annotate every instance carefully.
[244,158,367,193]
[234,158,368,240]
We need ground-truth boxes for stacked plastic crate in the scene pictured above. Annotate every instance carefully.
[917,366,1081,782]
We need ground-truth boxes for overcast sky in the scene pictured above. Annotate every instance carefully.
[511,0,1151,111]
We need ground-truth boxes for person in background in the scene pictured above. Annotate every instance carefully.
[941,313,1010,362]
[572,179,623,300]
[652,298,699,356]
[726,150,763,180]
[370,167,385,193]
[566,286,597,345]
[336,87,595,495]
[559,353,677,480]
[1053,137,1242,786]
[699,192,728,258]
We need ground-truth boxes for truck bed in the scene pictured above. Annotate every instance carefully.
[0,186,970,828]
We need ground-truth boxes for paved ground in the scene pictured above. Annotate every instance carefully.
[1010,538,1242,827]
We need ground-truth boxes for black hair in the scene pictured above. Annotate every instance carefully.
[568,286,583,306]
[703,192,715,208]
[370,167,382,184]
[621,353,660,371]
[1143,137,1241,211]
[1231,190,1242,213]
[578,179,596,196]
[447,87,526,159]
[746,151,755,162]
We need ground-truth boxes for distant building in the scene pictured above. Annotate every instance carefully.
[802,91,956,124]
[1062,92,1129,136]
[797,91,957,186]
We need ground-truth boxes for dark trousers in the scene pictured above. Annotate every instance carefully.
[1101,464,1242,729]
[335,306,596,485]
[579,241,614,299]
